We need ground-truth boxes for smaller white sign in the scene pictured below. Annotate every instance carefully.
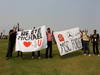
[54,27,82,56]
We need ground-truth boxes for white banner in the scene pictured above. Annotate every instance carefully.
[15,25,47,52]
[54,27,82,56]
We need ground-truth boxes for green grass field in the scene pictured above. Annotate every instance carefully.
[0,40,100,75]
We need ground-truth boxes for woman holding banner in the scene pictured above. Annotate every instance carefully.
[32,27,41,59]
[45,28,53,58]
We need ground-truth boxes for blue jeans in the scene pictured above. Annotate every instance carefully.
[83,41,90,54]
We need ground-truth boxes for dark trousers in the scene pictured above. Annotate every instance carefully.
[17,51,23,57]
[6,41,15,57]
[83,41,90,54]
[81,39,84,50]
[93,42,99,55]
[46,41,52,58]
[32,51,40,57]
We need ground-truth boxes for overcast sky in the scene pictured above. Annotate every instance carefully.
[0,0,100,34]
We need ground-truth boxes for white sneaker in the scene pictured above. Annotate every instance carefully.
[88,54,91,56]
[38,57,41,59]
[32,56,35,59]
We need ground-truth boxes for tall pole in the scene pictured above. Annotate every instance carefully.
[17,22,23,57]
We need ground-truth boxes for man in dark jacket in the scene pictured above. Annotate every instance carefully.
[6,27,17,59]
[92,30,100,56]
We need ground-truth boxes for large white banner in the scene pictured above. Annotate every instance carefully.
[15,25,47,52]
[54,27,82,56]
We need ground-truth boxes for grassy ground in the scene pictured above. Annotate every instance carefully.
[0,40,100,75]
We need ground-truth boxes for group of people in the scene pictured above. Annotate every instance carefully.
[0,32,8,39]
[6,27,100,60]
[6,27,53,60]
[81,30,100,56]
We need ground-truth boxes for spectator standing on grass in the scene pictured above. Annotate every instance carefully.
[82,30,91,56]
[45,28,53,58]
[0,32,3,39]
[6,27,17,59]
[91,30,100,56]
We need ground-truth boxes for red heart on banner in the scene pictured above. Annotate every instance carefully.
[23,41,31,47]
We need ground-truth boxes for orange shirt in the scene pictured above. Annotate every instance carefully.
[47,32,52,41]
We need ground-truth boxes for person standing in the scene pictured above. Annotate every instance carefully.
[31,27,41,59]
[45,28,53,58]
[17,23,23,57]
[0,32,3,39]
[91,30,100,56]
[6,27,17,59]
[82,30,91,56]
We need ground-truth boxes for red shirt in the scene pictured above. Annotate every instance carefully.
[47,32,52,41]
